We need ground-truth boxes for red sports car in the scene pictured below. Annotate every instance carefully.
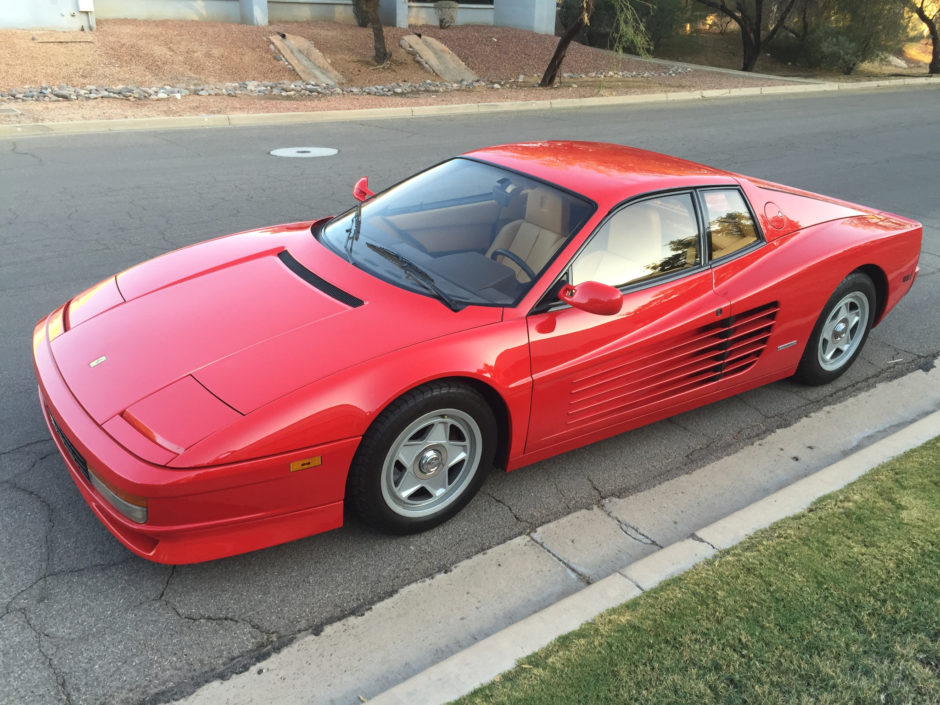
[33,142,922,564]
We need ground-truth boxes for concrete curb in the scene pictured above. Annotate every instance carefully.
[367,409,940,705]
[695,407,940,550]
[1,76,936,138]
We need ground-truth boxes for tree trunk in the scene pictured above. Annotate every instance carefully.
[363,0,389,65]
[913,2,940,74]
[540,0,593,87]
[695,0,796,72]
[740,30,760,71]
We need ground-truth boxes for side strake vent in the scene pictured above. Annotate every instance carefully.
[277,251,364,308]
[567,302,779,426]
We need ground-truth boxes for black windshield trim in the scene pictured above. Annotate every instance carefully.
[462,156,599,213]
[277,250,364,308]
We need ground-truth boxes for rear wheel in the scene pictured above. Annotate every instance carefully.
[794,272,876,386]
[348,382,496,533]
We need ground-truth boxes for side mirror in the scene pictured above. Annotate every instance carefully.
[353,177,375,202]
[558,281,622,316]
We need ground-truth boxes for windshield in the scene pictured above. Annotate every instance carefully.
[317,158,595,307]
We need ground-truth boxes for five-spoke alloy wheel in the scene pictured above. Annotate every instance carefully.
[348,382,496,533]
[795,272,876,385]
[816,291,869,372]
[380,408,482,519]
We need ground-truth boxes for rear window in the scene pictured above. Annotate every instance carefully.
[702,189,760,260]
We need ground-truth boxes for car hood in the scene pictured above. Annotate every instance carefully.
[51,225,501,428]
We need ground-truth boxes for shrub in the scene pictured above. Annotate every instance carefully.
[557,0,701,52]
[770,0,908,74]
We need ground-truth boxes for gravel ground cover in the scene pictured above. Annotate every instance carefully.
[0,20,800,125]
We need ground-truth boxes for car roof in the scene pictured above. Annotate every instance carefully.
[464,141,738,206]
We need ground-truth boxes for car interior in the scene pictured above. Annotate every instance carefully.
[370,183,579,302]
[486,188,566,282]
[570,195,701,289]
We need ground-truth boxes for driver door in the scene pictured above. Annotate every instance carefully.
[525,192,732,454]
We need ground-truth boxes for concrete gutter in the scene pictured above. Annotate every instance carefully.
[173,362,940,705]
[1,77,937,138]
[370,406,940,705]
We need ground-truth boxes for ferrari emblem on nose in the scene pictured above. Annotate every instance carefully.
[89,356,107,368]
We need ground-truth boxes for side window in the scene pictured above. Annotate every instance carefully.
[702,189,760,261]
[570,193,700,288]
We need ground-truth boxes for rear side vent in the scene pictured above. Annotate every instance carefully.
[278,251,363,308]
[566,302,779,426]
[710,302,779,379]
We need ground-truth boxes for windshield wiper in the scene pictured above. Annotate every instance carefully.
[344,202,362,263]
[366,243,463,312]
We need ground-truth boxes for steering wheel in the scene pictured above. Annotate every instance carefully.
[490,248,537,281]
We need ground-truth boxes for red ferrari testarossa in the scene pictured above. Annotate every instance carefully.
[33,142,922,564]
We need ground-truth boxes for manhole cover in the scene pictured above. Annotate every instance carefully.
[270,147,338,158]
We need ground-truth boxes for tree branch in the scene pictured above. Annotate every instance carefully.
[696,0,745,27]
[766,0,798,44]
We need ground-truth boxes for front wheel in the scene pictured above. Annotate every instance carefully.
[347,382,496,534]
[794,272,876,386]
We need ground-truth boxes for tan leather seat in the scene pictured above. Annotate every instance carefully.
[487,189,565,281]
[572,204,662,287]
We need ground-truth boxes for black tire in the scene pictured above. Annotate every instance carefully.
[347,382,497,534]
[794,272,876,386]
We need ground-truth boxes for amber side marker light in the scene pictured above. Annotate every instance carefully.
[87,468,148,524]
[290,456,322,473]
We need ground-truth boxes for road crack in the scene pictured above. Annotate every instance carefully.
[599,505,663,549]
[19,609,73,705]
[528,534,591,585]
[585,474,604,502]
[1,447,59,484]
[9,141,43,164]
[2,482,53,608]
[690,533,719,550]
[0,438,53,457]
[482,490,529,528]
[159,589,277,645]
[667,416,712,438]
[550,476,573,513]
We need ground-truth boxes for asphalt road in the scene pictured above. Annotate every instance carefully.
[1,86,938,705]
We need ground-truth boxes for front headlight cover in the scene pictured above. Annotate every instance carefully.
[121,376,242,456]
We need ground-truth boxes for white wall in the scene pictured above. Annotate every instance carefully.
[95,0,240,22]
[269,0,355,23]
[10,0,550,32]
[2,0,90,30]
[408,3,493,27]
[494,0,554,35]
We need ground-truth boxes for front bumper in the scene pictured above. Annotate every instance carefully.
[33,318,359,564]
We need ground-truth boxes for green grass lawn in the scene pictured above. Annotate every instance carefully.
[454,437,940,705]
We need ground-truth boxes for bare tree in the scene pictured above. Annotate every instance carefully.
[694,0,798,71]
[540,0,650,87]
[541,0,595,87]
[910,0,940,73]
[361,0,390,65]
